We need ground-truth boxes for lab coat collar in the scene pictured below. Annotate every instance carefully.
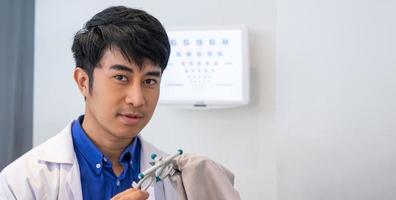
[36,123,75,164]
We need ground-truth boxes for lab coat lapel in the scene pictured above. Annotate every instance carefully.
[62,157,83,200]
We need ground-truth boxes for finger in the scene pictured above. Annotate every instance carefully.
[126,188,149,200]
[111,188,149,200]
[128,188,149,197]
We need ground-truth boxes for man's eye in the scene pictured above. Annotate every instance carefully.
[114,75,128,82]
[144,79,158,86]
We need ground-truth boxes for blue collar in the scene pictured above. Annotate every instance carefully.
[71,115,141,175]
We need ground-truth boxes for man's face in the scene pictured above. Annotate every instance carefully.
[78,48,162,140]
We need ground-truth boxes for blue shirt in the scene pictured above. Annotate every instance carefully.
[71,115,141,200]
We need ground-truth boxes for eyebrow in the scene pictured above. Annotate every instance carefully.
[109,64,162,77]
[146,71,162,77]
[109,64,133,73]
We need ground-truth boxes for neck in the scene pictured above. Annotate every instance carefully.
[81,112,132,164]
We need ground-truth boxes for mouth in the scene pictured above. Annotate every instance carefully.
[118,112,144,126]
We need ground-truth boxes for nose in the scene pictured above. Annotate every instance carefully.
[125,83,146,107]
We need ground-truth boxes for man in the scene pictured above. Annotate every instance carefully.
[0,6,240,200]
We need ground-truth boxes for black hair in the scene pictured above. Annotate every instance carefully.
[71,6,170,91]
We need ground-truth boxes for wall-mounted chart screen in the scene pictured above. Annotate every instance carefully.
[159,27,249,108]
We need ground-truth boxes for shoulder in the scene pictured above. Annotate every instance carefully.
[1,123,74,174]
[0,123,75,199]
[0,136,56,179]
[0,140,54,199]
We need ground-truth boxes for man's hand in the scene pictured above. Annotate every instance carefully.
[111,188,149,200]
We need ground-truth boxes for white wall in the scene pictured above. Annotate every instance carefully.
[34,0,276,199]
[276,0,396,199]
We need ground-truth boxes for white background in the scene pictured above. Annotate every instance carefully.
[276,0,396,199]
[34,0,396,199]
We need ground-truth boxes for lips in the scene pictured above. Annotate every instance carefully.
[118,112,144,126]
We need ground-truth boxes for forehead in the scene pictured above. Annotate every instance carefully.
[98,48,159,71]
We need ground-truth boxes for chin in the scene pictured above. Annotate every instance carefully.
[113,127,141,139]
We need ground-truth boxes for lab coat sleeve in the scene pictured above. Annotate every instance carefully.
[169,153,241,200]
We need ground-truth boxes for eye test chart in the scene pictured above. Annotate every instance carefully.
[159,26,249,108]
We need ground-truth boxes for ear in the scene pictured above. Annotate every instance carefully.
[73,68,90,97]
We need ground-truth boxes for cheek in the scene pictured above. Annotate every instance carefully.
[146,91,160,110]
[91,80,122,110]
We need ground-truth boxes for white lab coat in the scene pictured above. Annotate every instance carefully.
[0,123,178,200]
